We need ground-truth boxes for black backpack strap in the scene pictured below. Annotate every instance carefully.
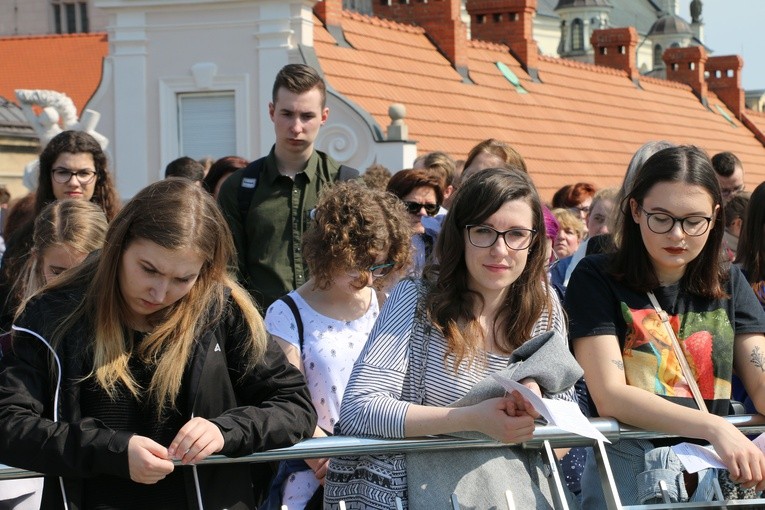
[236,157,267,220]
[278,295,304,351]
[337,164,359,181]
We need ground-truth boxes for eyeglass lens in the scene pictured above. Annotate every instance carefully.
[53,169,96,184]
[645,211,711,236]
[466,225,535,250]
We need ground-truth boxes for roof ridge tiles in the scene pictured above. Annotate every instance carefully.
[342,10,425,34]
[538,54,626,77]
[639,74,691,90]
[468,39,510,52]
[0,32,107,42]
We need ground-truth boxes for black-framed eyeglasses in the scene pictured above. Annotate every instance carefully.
[465,224,537,250]
[403,201,439,217]
[52,168,97,185]
[639,206,713,237]
[369,262,395,278]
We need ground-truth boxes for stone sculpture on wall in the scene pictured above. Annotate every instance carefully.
[14,89,109,191]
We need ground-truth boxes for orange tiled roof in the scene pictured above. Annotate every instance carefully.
[315,11,765,200]
[0,33,107,114]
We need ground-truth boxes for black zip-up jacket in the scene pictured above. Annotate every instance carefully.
[0,285,316,510]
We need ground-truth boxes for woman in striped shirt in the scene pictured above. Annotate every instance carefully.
[325,167,579,509]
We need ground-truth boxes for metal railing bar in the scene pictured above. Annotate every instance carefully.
[1,416,764,482]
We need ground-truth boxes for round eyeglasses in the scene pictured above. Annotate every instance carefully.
[639,206,712,237]
[465,225,537,250]
[369,262,395,278]
[52,168,97,185]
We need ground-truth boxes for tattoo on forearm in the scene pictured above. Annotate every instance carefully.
[750,346,765,372]
[610,359,624,371]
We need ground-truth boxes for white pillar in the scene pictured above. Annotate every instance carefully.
[110,10,149,197]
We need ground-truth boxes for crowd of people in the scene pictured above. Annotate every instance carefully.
[0,62,763,510]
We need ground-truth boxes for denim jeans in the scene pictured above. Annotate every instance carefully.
[579,439,718,508]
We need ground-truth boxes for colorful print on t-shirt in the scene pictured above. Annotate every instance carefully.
[620,303,733,403]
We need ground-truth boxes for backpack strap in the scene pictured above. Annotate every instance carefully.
[338,164,359,181]
[278,295,304,351]
[236,157,266,221]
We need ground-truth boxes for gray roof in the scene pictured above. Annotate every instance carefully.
[0,98,35,138]
[537,0,559,18]
[648,14,693,37]
[555,0,612,9]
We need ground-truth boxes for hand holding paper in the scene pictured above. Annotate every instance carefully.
[491,374,610,443]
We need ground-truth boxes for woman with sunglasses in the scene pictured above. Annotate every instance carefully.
[386,169,443,278]
[566,145,765,506]
[325,167,581,509]
[263,181,411,509]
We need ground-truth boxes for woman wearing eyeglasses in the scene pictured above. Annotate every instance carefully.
[0,131,121,332]
[386,169,443,278]
[566,145,765,506]
[262,181,411,509]
[325,167,581,509]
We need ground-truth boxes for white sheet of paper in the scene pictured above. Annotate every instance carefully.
[670,442,726,473]
[753,432,765,454]
[491,375,611,443]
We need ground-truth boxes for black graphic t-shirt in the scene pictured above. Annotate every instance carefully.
[566,254,765,416]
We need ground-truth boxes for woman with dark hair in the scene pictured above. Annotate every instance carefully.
[735,181,765,310]
[386,169,443,278]
[35,130,120,221]
[567,145,765,506]
[0,179,315,509]
[325,167,580,509]
[202,156,249,199]
[0,131,121,330]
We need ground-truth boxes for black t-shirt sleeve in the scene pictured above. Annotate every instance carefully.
[565,255,620,341]
[730,265,765,335]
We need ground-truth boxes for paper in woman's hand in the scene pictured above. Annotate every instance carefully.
[491,374,611,443]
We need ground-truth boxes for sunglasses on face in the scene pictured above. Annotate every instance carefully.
[403,201,439,217]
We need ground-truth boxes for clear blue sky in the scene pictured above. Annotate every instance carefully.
[678,0,764,90]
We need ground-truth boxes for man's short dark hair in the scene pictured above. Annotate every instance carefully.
[272,64,326,107]
[165,157,205,182]
[711,151,742,178]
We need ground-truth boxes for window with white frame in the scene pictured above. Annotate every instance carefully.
[177,92,237,161]
[52,1,89,34]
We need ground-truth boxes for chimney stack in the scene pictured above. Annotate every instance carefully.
[373,0,469,80]
[314,0,343,28]
[590,27,639,82]
[706,55,744,119]
[663,46,708,102]
[466,0,539,78]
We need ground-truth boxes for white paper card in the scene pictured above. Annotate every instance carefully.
[670,442,726,473]
[491,375,611,443]
[753,432,765,454]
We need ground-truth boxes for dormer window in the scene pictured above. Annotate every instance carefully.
[52,1,89,34]
[571,19,584,51]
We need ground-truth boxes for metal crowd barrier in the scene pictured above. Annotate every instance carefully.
[3,415,765,509]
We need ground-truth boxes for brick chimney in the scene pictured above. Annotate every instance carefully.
[314,0,343,27]
[663,46,708,102]
[590,27,638,82]
[373,0,469,80]
[466,0,538,78]
[706,55,744,119]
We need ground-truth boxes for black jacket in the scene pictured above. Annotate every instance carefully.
[0,285,316,510]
